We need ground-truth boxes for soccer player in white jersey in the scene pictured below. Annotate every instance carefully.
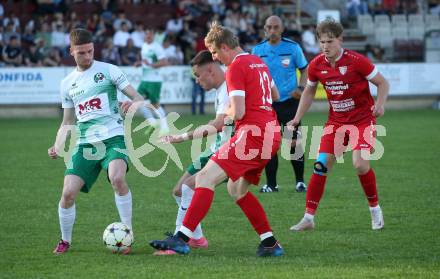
[135,28,170,135]
[152,50,234,255]
[48,28,144,254]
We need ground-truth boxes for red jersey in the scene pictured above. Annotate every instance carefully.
[225,53,278,130]
[308,49,378,124]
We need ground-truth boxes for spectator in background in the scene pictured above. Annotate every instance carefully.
[302,25,320,55]
[154,27,167,45]
[66,12,83,30]
[35,22,52,49]
[166,13,183,35]
[51,13,64,31]
[51,23,68,56]
[3,21,21,43]
[113,10,132,31]
[382,0,398,15]
[87,14,101,34]
[178,20,197,63]
[397,0,418,14]
[163,35,183,65]
[37,0,66,14]
[113,22,130,48]
[346,0,369,20]
[23,42,44,67]
[367,0,383,15]
[101,38,121,65]
[242,2,257,19]
[120,38,140,66]
[43,47,62,67]
[130,21,145,49]
[208,0,223,14]
[3,12,20,31]
[94,16,114,44]
[223,10,240,34]
[191,72,205,115]
[2,35,22,67]
[21,25,36,48]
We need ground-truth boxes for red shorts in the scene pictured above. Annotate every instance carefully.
[318,120,376,156]
[211,122,281,185]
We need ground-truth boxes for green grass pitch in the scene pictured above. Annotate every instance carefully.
[0,110,439,278]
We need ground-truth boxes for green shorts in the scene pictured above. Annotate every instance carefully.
[187,150,214,175]
[65,136,129,193]
[137,81,162,104]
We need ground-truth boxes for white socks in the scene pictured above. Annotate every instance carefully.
[139,106,157,126]
[58,191,131,244]
[157,106,169,131]
[115,191,132,229]
[59,203,76,243]
[304,213,315,221]
[174,184,204,239]
[139,105,169,131]
[174,194,184,234]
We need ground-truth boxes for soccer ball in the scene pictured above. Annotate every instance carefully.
[102,222,133,253]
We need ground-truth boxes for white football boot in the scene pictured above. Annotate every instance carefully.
[289,217,315,231]
[370,205,384,230]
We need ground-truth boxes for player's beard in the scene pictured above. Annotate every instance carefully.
[269,34,280,44]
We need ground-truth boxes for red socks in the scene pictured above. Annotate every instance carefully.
[305,173,327,215]
[236,192,272,235]
[304,168,378,215]
[358,168,379,207]
[182,187,214,231]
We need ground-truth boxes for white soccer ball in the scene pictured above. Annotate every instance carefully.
[103,222,133,253]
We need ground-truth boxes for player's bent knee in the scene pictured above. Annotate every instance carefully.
[195,171,215,188]
[109,175,127,190]
[313,153,329,176]
[61,191,76,204]
[353,162,369,174]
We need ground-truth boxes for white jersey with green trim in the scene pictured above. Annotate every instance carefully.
[210,81,234,153]
[140,41,166,82]
[60,60,130,144]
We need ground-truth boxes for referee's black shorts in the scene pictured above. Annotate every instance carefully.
[272,97,300,140]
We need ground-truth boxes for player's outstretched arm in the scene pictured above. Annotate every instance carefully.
[120,85,145,113]
[48,108,76,159]
[160,114,227,144]
[370,72,389,117]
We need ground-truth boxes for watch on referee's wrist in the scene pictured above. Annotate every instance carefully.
[297,86,305,91]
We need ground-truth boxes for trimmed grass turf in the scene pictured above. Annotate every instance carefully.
[0,110,439,278]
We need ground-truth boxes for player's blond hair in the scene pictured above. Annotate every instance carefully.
[70,28,93,46]
[204,21,239,49]
[316,18,344,39]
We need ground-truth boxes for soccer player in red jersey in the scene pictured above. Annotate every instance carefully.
[288,19,390,231]
[150,22,284,256]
